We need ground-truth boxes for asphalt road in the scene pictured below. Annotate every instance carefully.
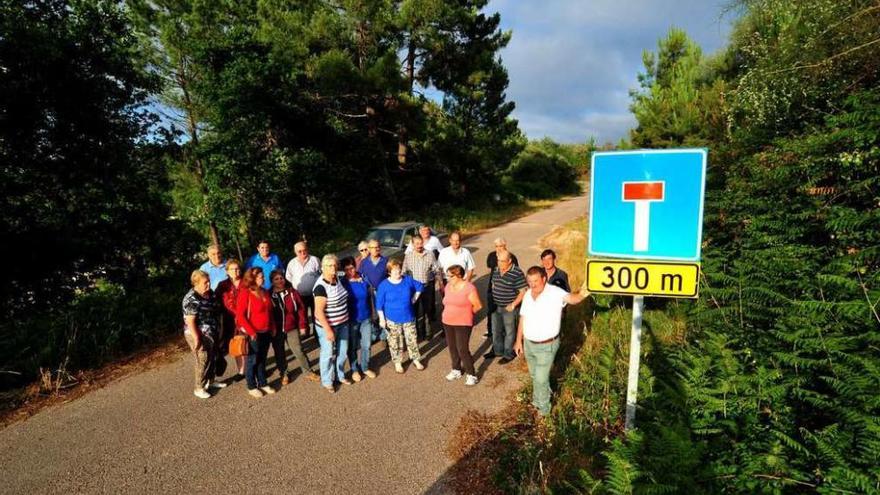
[0,191,588,495]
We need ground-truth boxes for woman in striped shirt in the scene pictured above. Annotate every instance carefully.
[313,254,351,393]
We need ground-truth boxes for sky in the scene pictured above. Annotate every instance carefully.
[487,0,737,144]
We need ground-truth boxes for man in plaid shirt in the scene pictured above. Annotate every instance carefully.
[403,236,443,341]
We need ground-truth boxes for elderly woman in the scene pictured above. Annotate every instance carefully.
[216,259,244,377]
[341,256,375,381]
[313,254,351,393]
[269,270,320,385]
[182,270,224,399]
[442,264,483,386]
[236,267,276,398]
[376,258,424,373]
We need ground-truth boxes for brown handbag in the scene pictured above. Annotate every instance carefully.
[229,334,248,357]
[229,296,251,357]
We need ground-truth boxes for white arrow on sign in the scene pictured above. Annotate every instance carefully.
[622,181,665,252]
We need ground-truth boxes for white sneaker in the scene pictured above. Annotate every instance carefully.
[413,359,425,371]
[248,388,263,399]
[260,386,276,395]
[446,369,462,381]
[193,388,211,399]
[464,374,478,386]
[394,362,404,374]
[207,380,228,389]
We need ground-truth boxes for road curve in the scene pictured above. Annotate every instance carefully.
[0,191,588,495]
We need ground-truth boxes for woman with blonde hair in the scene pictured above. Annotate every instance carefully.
[181,270,223,399]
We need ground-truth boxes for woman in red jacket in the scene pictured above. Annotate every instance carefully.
[216,259,245,377]
[269,270,320,385]
[236,267,276,398]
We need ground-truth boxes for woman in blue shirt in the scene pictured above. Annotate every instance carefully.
[376,259,424,373]
[341,257,376,381]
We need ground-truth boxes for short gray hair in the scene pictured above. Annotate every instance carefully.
[493,237,507,247]
[357,240,369,250]
[321,254,338,267]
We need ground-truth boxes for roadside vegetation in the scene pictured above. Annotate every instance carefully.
[450,0,880,493]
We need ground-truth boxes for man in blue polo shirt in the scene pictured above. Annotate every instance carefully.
[199,244,228,291]
[359,239,388,341]
[359,239,388,289]
[244,240,283,289]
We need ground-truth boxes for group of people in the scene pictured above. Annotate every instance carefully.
[182,224,588,416]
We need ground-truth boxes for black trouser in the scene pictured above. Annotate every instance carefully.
[416,283,436,339]
[214,314,234,377]
[444,324,475,376]
[245,332,271,389]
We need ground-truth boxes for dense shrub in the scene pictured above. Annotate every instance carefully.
[503,148,580,199]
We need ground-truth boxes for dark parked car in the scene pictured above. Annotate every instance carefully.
[336,222,448,262]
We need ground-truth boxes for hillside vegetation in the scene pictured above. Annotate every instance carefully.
[465,1,880,493]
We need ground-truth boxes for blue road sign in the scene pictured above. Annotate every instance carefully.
[588,149,707,261]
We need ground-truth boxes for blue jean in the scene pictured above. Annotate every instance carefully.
[316,323,349,386]
[491,307,519,359]
[524,337,560,416]
[245,332,271,390]
[348,319,375,373]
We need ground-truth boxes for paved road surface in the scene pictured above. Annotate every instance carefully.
[0,191,588,495]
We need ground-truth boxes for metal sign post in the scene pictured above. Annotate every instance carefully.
[588,149,708,432]
[625,295,644,431]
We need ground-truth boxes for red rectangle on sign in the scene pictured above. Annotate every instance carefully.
[623,182,664,201]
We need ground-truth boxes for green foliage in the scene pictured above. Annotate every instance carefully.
[0,276,184,385]
[504,147,580,199]
[495,2,880,493]
[0,0,198,310]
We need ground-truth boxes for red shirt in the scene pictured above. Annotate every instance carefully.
[271,289,308,333]
[236,287,274,337]
[216,278,242,317]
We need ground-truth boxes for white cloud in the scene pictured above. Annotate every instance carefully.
[488,0,736,143]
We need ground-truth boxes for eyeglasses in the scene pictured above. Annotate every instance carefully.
[359,248,368,252]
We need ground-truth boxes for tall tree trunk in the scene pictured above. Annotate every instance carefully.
[178,65,221,248]
[397,39,416,170]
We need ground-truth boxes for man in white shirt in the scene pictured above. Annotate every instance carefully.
[285,241,321,331]
[514,266,589,416]
[437,232,476,282]
[405,224,444,255]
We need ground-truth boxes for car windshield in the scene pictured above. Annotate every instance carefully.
[366,228,404,248]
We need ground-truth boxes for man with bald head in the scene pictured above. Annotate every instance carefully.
[286,241,321,332]
[485,237,519,339]
[485,249,527,363]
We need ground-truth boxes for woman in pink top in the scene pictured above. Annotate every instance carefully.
[441,264,483,385]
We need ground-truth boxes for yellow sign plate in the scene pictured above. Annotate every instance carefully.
[586,259,700,298]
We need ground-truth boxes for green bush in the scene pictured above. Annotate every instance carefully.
[503,148,580,199]
[0,276,184,391]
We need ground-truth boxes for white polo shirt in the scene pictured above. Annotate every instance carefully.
[405,235,443,254]
[285,255,321,296]
[437,246,476,279]
[520,284,568,342]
